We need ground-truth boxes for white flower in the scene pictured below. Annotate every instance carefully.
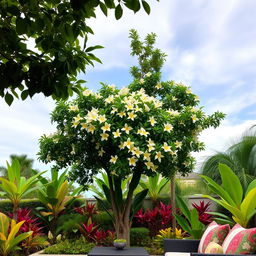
[128,157,137,166]
[100,133,109,141]
[191,114,198,123]
[110,155,118,164]
[119,87,129,95]
[98,115,107,123]
[145,72,151,77]
[137,127,149,137]
[140,78,145,84]
[118,111,126,118]
[108,84,116,90]
[175,141,182,148]
[113,129,121,138]
[164,123,173,132]
[155,151,164,162]
[128,112,137,121]
[101,123,111,132]
[69,105,79,111]
[143,151,151,161]
[149,117,156,126]
[122,123,132,134]
[83,89,92,96]
[105,95,114,103]
[162,142,171,152]
[155,83,162,89]
[124,138,134,149]
[88,125,96,134]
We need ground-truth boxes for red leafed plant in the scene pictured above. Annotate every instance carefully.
[75,201,115,246]
[134,202,173,237]
[9,208,48,254]
[75,201,97,220]
[192,201,213,225]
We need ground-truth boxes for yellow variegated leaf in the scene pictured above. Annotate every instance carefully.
[40,211,52,217]
[240,187,256,227]
[0,232,6,241]
[0,213,10,237]
[7,220,25,243]
[56,181,68,203]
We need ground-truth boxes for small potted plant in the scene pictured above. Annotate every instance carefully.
[113,239,127,250]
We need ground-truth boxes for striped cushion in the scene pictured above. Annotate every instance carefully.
[198,221,230,253]
[222,224,256,254]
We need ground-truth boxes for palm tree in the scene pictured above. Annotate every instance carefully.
[201,126,256,191]
[0,154,38,178]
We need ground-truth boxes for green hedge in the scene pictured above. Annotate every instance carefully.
[0,198,86,214]
[130,227,150,246]
[93,211,114,230]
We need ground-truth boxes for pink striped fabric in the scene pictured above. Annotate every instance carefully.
[198,221,230,253]
[222,224,256,254]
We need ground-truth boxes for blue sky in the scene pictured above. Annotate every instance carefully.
[0,0,255,174]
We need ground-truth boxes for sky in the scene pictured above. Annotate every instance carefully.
[1,0,256,176]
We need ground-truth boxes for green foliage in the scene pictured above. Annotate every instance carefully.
[130,227,150,246]
[36,169,82,242]
[0,0,155,105]
[0,212,33,256]
[43,236,94,254]
[201,127,256,191]
[175,195,205,239]
[201,163,256,227]
[0,199,45,214]
[93,211,114,231]
[139,173,169,204]
[0,160,44,219]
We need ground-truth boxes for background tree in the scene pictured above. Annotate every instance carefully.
[201,126,256,191]
[0,0,156,105]
[0,154,38,178]
[38,30,225,244]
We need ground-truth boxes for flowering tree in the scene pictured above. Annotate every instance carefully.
[38,30,225,244]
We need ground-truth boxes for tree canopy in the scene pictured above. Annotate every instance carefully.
[38,30,225,186]
[38,30,225,242]
[0,0,155,105]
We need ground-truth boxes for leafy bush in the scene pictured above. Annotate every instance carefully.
[43,236,94,254]
[130,227,150,246]
[93,211,114,230]
[134,202,173,237]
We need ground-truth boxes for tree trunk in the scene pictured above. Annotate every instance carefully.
[115,215,131,245]
[170,174,176,231]
[107,169,142,247]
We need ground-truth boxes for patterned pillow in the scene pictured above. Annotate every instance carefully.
[198,221,230,253]
[222,224,256,254]
[205,242,223,254]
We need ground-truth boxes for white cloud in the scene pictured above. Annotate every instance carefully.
[194,119,256,171]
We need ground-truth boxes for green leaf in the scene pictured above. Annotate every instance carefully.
[5,93,14,106]
[245,179,256,196]
[218,163,243,206]
[115,4,123,20]
[86,45,104,52]
[142,0,150,14]
[21,90,29,100]
[131,189,148,219]
[241,187,256,226]
[104,0,115,8]
[16,17,28,35]
[175,214,191,234]
[100,2,108,16]
[176,195,191,221]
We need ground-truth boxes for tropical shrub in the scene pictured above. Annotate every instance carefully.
[201,163,256,227]
[130,227,150,246]
[0,160,44,220]
[0,212,33,256]
[155,227,186,245]
[134,202,173,237]
[8,208,48,255]
[37,169,82,243]
[192,201,213,225]
[175,195,205,239]
[139,173,169,206]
